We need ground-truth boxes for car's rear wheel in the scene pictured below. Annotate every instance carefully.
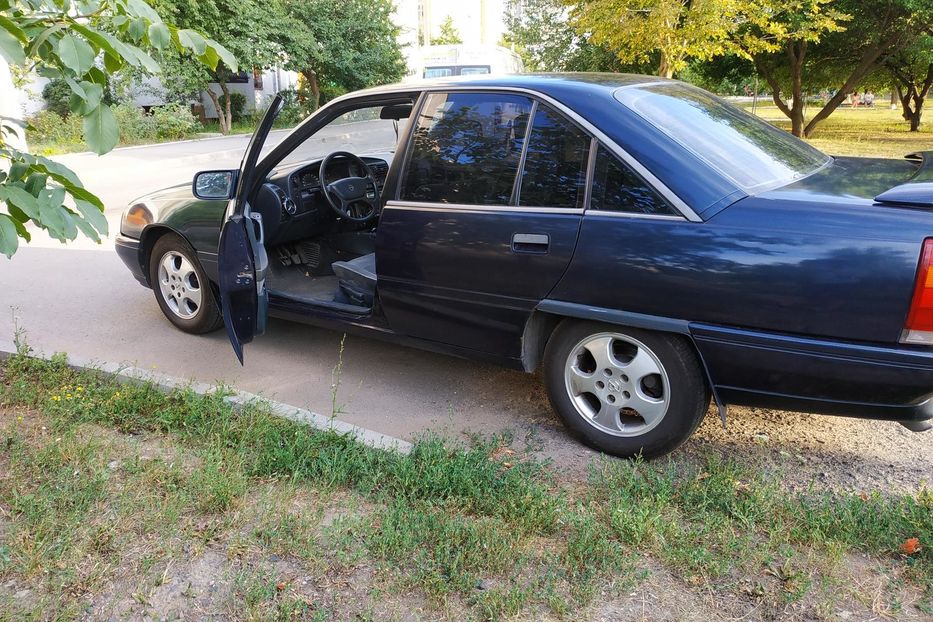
[543,321,709,458]
[149,233,223,334]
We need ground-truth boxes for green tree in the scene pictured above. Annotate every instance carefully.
[0,0,233,258]
[885,31,933,131]
[758,0,933,137]
[280,0,406,110]
[432,15,463,45]
[732,0,849,137]
[150,0,289,134]
[573,0,741,78]
[503,0,640,72]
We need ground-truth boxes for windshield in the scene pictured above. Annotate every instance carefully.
[614,83,830,193]
[278,106,402,167]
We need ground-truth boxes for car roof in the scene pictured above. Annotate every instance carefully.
[358,72,667,98]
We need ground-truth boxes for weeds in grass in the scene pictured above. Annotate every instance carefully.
[1,350,931,620]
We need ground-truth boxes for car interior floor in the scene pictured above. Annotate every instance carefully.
[266,260,340,305]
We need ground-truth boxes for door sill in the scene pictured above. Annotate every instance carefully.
[268,290,371,316]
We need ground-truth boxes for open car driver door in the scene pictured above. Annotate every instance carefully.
[214,94,284,363]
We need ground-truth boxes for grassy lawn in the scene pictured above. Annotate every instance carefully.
[749,103,930,158]
[0,348,930,620]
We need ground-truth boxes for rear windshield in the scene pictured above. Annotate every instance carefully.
[614,82,830,193]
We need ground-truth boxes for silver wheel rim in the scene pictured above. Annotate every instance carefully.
[157,251,203,320]
[563,332,670,437]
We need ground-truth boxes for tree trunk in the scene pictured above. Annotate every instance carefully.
[220,81,232,134]
[301,70,321,110]
[889,62,933,132]
[657,51,674,79]
[753,43,806,137]
[204,86,229,135]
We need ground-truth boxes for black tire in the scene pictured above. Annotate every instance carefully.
[543,320,709,459]
[148,233,223,334]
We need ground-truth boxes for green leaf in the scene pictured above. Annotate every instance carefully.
[37,187,75,242]
[0,185,40,220]
[128,17,147,42]
[209,40,237,72]
[0,20,26,64]
[11,217,30,243]
[69,81,103,116]
[24,173,48,196]
[148,22,171,49]
[72,214,100,243]
[126,0,162,23]
[73,198,108,237]
[57,33,96,75]
[0,15,27,44]
[177,29,207,56]
[32,155,82,188]
[103,50,123,72]
[83,104,119,155]
[0,214,19,258]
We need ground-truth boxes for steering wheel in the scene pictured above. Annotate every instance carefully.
[319,151,381,223]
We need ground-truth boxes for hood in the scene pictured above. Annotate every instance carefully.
[874,152,933,208]
[130,181,194,206]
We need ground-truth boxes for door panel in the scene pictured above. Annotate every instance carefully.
[377,203,581,356]
[375,92,590,358]
[216,94,283,362]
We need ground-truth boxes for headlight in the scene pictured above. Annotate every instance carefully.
[120,203,153,238]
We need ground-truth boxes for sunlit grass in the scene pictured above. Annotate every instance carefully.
[748,103,930,158]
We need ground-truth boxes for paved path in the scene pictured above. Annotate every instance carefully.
[0,129,594,466]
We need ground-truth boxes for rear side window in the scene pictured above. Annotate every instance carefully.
[518,105,591,209]
[401,92,533,205]
[590,146,677,216]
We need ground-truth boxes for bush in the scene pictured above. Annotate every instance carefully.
[112,104,157,143]
[152,103,199,139]
[26,109,83,146]
[41,80,73,117]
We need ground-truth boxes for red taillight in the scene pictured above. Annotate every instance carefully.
[902,239,933,345]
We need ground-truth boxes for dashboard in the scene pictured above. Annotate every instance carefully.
[256,155,390,246]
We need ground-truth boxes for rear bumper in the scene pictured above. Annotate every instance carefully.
[115,235,148,287]
[692,324,933,423]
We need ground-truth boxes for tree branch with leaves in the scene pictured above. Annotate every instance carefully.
[0,0,234,257]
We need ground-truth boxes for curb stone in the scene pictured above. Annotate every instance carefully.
[0,341,412,454]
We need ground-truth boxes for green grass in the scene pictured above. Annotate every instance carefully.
[0,348,931,620]
[749,103,930,158]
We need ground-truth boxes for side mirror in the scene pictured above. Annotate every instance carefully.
[193,170,237,200]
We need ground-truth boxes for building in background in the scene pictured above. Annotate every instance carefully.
[395,0,523,80]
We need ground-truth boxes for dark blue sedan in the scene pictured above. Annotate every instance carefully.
[115,74,933,458]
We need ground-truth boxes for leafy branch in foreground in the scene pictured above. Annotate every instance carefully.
[0,0,236,258]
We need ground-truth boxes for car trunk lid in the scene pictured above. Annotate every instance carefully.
[874,151,933,209]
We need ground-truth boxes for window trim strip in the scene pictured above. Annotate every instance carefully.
[509,100,537,206]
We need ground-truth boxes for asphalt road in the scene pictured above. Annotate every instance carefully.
[0,126,594,465]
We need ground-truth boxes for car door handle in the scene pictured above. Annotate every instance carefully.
[512,233,550,254]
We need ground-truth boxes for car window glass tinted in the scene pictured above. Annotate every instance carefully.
[518,105,590,209]
[401,92,533,205]
[615,83,830,193]
[591,145,677,216]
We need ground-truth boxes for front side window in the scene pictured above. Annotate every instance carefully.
[591,145,677,216]
[401,92,532,205]
[518,105,590,209]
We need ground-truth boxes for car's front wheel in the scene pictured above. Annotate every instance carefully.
[543,321,709,458]
[149,233,223,334]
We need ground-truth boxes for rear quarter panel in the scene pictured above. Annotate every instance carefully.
[550,196,930,345]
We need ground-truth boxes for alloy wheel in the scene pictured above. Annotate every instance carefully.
[157,251,203,320]
[563,331,670,437]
